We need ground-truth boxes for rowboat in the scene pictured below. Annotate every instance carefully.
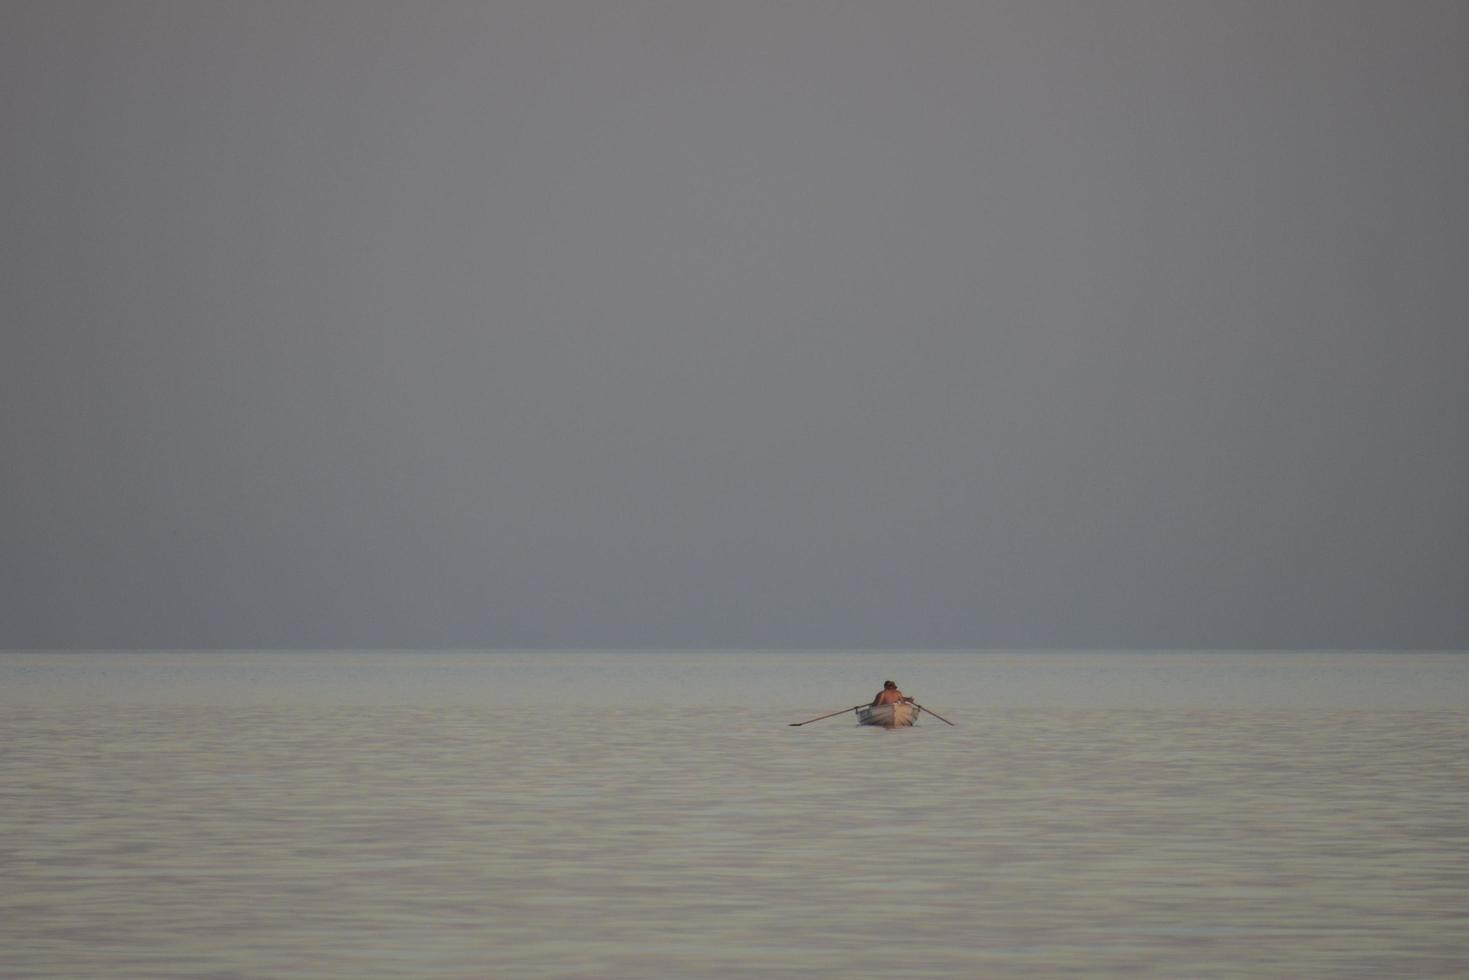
[855,702,919,728]
[789,699,951,728]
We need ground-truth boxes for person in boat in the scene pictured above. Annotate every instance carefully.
[872,680,914,706]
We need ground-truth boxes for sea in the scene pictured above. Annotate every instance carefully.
[2,650,1466,978]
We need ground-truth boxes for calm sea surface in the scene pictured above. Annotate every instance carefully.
[3,651,1467,978]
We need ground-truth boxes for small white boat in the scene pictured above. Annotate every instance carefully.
[856,702,919,728]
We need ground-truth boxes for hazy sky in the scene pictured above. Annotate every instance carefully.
[4,1,1466,650]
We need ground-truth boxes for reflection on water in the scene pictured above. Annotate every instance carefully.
[3,654,1468,977]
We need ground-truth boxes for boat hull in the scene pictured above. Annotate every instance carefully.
[856,702,919,728]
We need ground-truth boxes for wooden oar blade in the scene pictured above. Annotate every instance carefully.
[789,705,864,726]
[913,702,956,726]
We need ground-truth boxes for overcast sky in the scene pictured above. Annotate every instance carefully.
[4,1,1466,650]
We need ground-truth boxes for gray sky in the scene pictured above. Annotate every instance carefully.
[4,1,1466,650]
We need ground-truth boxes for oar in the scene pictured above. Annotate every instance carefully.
[913,703,956,726]
[789,705,864,726]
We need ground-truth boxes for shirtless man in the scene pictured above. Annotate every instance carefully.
[872,680,913,706]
